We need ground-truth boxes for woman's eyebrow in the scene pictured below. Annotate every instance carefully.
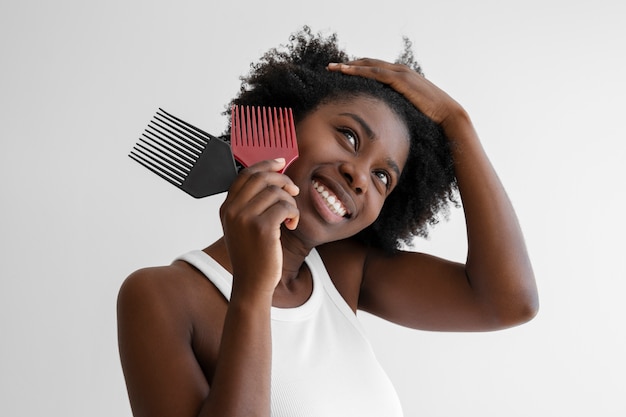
[339,112,375,140]
[385,158,401,179]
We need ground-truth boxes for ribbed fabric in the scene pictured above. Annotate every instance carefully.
[177,249,403,417]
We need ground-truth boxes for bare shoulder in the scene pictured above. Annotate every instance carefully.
[118,260,227,329]
[117,258,228,405]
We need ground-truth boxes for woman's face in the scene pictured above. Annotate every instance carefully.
[285,95,410,246]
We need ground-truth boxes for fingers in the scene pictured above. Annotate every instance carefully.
[327,59,459,126]
[327,59,414,83]
[220,158,301,293]
[326,59,422,100]
[228,158,299,200]
[237,182,300,229]
[221,158,301,231]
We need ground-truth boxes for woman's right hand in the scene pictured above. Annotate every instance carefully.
[219,158,300,297]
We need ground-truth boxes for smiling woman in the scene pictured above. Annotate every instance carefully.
[228,29,457,251]
[117,26,539,417]
[287,96,411,242]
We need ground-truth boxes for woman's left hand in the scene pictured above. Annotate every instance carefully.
[327,59,463,129]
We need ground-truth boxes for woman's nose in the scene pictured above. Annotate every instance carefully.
[340,163,368,194]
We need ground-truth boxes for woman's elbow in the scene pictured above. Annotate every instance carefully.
[492,290,540,330]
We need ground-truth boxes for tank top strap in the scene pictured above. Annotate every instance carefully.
[176,249,324,320]
[177,248,364,335]
[304,248,370,339]
[176,250,233,301]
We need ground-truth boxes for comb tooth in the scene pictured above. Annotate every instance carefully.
[249,106,256,146]
[154,113,206,150]
[149,118,203,157]
[283,108,289,148]
[261,106,269,147]
[281,108,288,148]
[130,144,187,185]
[145,124,197,160]
[234,105,245,146]
[233,105,241,145]
[265,107,272,147]
[273,107,281,147]
[274,107,280,147]
[238,105,243,145]
[231,106,238,145]
[269,107,277,147]
[258,106,266,147]
[151,117,204,154]
[129,151,183,187]
[273,107,279,146]
[251,106,258,146]
[129,150,184,186]
[143,129,197,166]
[246,105,255,146]
[156,108,212,146]
[245,106,253,147]
[138,137,191,175]
[141,130,195,168]
[281,107,288,148]
[287,108,296,148]
[251,106,259,147]
[281,107,288,147]
[256,107,262,146]
[134,140,190,177]
[245,106,252,145]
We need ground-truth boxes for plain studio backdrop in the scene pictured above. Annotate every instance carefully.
[1,0,624,416]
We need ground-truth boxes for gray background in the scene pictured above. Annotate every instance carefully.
[1,0,624,415]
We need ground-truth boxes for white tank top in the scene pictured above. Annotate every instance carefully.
[177,249,404,417]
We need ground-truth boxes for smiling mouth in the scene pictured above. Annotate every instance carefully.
[312,180,351,218]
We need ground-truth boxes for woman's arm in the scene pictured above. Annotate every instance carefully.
[118,158,300,417]
[117,265,275,417]
[328,60,538,331]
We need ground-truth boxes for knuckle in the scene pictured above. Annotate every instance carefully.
[221,208,237,225]
[265,184,281,193]
[397,71,412,82]
[219,201,230,219]
[253,170,272,182]
[280,200,299,215]
[237,166,254,178]
[276,200,292,211]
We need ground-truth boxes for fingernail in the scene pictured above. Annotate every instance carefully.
[274,157,285,164]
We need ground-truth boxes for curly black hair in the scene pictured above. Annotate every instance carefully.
[225,26,458,252]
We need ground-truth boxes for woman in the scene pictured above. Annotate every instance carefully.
[117,27,538,417]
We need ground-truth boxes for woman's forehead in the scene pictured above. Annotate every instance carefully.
[318,96,410,141]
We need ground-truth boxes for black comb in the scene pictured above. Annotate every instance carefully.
[129,108,238,198]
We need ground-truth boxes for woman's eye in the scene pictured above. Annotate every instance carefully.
[340,128,358,150]
[375,171,390,188]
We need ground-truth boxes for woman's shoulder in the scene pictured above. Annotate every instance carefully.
[119,261,197,299]
[117,258,226,326]
[117,258,227,397]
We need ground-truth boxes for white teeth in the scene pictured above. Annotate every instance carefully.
[313,180,347,217]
